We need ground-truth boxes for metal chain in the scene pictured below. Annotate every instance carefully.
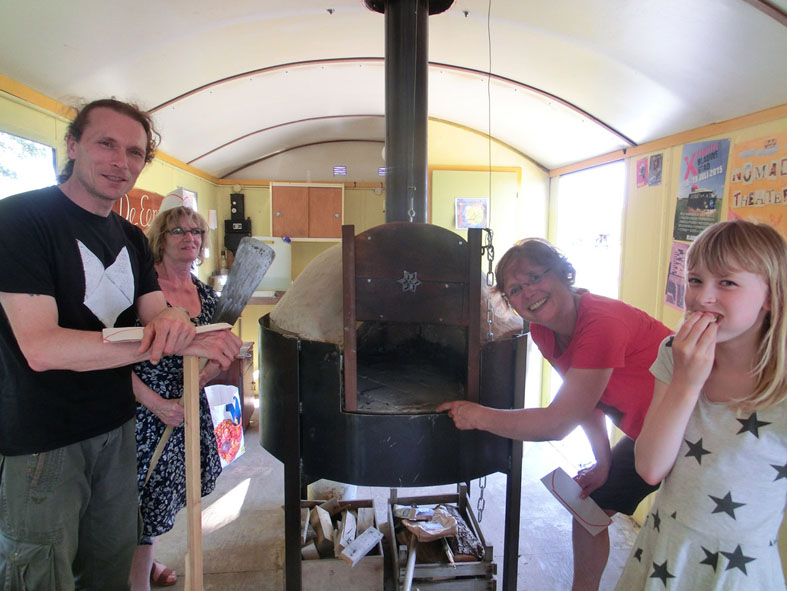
[407,188,416,222]
[482,228,495,286]
[477,476,487,522]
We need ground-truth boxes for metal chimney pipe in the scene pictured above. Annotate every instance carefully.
[365,0,454,223]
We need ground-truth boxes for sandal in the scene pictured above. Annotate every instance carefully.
[150,561,177,587]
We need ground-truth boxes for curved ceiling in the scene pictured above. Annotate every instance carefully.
[1,0,785,178]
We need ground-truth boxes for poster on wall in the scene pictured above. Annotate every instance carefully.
[664,240,689,311]
[636,157,648,187]
[728,131,787,237]
[648,153,663,186]
[112,188,165,230]
[455,197,489,229]
[672,139,730,241]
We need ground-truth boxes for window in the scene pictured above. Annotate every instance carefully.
[0,131,57,199]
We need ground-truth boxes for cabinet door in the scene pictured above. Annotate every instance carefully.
[308,187,342,238]
[272,186,309,238]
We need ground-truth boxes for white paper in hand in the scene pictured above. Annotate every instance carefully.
[540,467,612,536]
[102,322,233,343]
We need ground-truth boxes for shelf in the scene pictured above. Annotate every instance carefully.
[286,237,341,243]
[248,292,283,306]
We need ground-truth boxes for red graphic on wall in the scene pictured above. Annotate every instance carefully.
[112,188,165,230]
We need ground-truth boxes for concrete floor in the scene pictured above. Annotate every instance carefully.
[155,405,639,590]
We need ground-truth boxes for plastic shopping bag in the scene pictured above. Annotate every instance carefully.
[205,384,246,467]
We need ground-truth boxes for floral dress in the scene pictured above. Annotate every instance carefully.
[615,339,787,590]
[134,277,222,540]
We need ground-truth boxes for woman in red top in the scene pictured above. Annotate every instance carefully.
[438,238,670,591]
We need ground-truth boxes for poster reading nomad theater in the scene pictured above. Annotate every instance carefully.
[728,132,787,237]
[673,139,730,241]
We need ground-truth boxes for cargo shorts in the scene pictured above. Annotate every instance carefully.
[0,419,137,591]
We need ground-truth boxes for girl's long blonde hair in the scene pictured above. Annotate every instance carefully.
[687,219,787,411]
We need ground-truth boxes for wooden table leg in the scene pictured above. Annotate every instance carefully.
[184,355,203,591]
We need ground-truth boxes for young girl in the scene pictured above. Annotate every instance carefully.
[616,219,787,590]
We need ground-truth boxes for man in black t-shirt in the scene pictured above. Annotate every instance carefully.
[0,99,241,590]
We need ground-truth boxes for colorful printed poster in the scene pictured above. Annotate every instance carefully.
[728,132,787,237]
[673,139,730,241]
[636,157,648,187]
[648,153,663,186]
[455,197,489,229]
[665,241,689,311]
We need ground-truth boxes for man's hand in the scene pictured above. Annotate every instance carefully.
[574,462,611,499]
[436,400,486,431]
[183,329,242,371]
[138,307,195,365]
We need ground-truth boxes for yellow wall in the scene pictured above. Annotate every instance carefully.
[0,91,70,172]
[620,113,787,325]
[430,167,521,253]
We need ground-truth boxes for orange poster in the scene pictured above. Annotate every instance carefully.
[112,188,165,230]
[728,132,787,236]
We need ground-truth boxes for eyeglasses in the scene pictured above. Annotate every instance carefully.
[504,267,551,298]
[166,227,205,237]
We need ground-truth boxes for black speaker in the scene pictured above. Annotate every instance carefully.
[230,193,245,220]
[224,218,252,254]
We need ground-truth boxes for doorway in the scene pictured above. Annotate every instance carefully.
[547,160,627,468]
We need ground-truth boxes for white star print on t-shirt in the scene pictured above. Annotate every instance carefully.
[78,240,135,327]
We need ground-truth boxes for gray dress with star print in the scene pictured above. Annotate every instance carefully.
[615,338,787,590]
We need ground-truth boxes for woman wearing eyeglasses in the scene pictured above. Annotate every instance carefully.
[129,206,223,590]
[438,238,671,591]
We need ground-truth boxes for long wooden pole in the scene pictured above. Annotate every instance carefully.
[183,355,203,591]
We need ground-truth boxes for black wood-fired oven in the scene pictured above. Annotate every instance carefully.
[260,224,527,590]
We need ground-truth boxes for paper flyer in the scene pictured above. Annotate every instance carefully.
[664,240,689,311]
[728,132,787,237]
[673,139,730,241]
[648,153,663,186]
[540,467,612,537]
[636,157,648,188]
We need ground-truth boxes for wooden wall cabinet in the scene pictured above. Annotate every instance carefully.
[271,184,343,239]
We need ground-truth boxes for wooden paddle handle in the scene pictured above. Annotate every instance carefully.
[144,358,209,487]
[184,355,203,591]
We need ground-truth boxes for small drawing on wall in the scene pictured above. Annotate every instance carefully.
[455,197,489,229]
[648,153,663,186]
[636,157,648,187]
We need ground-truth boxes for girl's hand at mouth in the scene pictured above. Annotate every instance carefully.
[672,311,718,393]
